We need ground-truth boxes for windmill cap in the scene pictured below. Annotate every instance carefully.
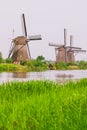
[13,36,27,45]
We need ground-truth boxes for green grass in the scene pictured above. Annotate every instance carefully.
[0,79,87,129]
[0,63,28,72]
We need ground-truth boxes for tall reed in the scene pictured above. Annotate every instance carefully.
[0,79,87,129]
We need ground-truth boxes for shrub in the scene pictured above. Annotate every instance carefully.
[77,61,87,69]
[5,58,12,63]
[55,62,67,70]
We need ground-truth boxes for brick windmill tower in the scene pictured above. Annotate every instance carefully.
[8,14,42,64]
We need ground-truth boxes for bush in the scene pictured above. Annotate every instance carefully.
[55,62,67,70]
[67,62,76,66]
[25,56,48,71]
[5,58,12,63]
[77,61,87,69]
[48,63,56,70]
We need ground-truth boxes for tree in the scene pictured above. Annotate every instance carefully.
[36,55,45,62]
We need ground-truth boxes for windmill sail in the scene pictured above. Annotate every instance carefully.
[22,13,27,37]
[64,28,67,46]
[72,49,86,53]
[22,13,31,59]
[49,43,64,47]
[8,44,15,58]
[28,35,42,40]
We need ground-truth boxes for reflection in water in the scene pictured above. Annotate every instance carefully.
[13,72,27,78]
[56,74,73,78]
[56,73,74,83]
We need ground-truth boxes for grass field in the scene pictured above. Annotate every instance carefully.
[0,79,87,129]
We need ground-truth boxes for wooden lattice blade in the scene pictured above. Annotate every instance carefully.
[72,49,86,53]
[66,46,81,49]
[49,43,64,47]
[28,35,42,40]
[22,13,27,37]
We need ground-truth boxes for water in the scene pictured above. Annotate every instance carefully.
[0,70,87,84]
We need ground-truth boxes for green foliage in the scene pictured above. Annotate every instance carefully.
[0,54,48,72]
[0,79,87,129]
[0,63,27,72]
[77,61,87,69]
[48,63,56,70]
[32,59,48,71]
[20,61,27,66]
[0,63,19,72]
[5,58,12,63]
[1,53,87,71]
[55,62,67,70]
[36,55,45,61]
[0,52,3,63]
[67,62,75,66]
[26,61,35,71]
[26,56,48,71]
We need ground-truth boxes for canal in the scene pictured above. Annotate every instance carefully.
[0,70,87,84]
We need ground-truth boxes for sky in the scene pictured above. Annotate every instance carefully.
[0,0,87,61]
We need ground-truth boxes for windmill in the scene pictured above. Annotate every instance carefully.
[49,28,83,63]
[49,28,68,63]
[8,13,42,64]
[67,35,86,62]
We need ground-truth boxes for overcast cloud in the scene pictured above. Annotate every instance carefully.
[0,0,87,61]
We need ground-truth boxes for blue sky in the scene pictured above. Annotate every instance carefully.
[0,0,87,61]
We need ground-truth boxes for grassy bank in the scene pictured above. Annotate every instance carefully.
[0,63,28,72]
[1,54,87,72]
[0,79,87,129]
[1,60,87,72]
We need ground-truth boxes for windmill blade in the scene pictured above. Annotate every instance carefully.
[49,42,64,47]
[64,28,67,46]
[22,13,27,37]
[73,49,86,53]
[8,43,16,58]
[70,35,73,47]
[28,35,42,40]
[22,14,31,58]
[66,46,81,49]
[26,43,31,59]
